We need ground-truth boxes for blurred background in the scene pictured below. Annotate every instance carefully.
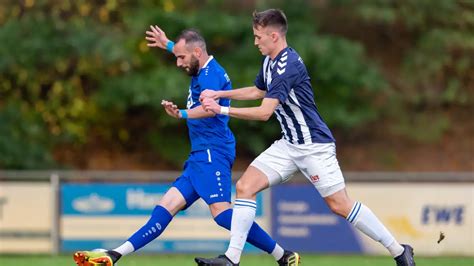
[0,0,473,264]
[0,0,472,171]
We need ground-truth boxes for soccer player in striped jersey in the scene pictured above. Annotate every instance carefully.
[73,27,296,266]
[196,9,415,266]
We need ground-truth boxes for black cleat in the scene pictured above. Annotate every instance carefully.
[394,244,416,266]
[195,254,239,266]
[277,250,301,266]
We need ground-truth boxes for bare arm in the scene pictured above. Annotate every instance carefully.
[186,105,216,119]
[162,100,215,119]
[200,86,265,102]
[202,97,279,121]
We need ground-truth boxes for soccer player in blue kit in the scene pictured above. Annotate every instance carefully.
[73,27,298,266]
[196,9,416,266]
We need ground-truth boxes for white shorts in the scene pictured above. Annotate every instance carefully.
[250,139,345,197]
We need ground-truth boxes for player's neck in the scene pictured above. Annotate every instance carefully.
[269,41,288,60]
[199,54,211,69]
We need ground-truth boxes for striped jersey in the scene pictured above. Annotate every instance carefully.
[254,47,335,144]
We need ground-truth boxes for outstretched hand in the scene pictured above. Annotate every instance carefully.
[202,98,221,114]
[161,100,181,119]
[146,25,170,50]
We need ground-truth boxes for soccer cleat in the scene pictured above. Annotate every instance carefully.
[73,250,115,266]
[194,254,239,266]
[394,244,416,266]
[277,250,301,266]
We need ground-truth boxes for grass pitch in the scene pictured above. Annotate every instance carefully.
[1,254,473,266]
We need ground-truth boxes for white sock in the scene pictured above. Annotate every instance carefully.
[348,202,404,257]
[271,243,284,261]
[388,240,405,257]
[224,199,257,263]
[113,241,135,256]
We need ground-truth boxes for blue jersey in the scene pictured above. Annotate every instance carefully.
[186,56,235,156]
[254,47,335,144]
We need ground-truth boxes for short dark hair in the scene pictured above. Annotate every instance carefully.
[175,29,207,52]
[252,9,288,35]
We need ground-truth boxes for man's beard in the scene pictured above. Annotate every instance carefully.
[182,56,200,76]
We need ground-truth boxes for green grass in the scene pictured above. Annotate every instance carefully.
[0,254,473,266]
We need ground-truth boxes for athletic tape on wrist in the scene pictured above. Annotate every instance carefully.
[220,106,230,116]
[166,41,175,53]
[179,109,188,119]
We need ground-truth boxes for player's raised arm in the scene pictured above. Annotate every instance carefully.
[202,97,278,121]
[145,25,174,52]
[200,86,265,102]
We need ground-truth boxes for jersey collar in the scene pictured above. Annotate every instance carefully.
[201,55,214,69]
[271,47,289,63]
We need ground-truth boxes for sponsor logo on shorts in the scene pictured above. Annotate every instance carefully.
[210,194,218,198]
[310,174,320,183]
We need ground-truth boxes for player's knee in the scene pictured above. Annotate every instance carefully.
[328,202,346,217]
[236,178,256,197]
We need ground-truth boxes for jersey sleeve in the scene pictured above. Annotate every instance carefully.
[265,61,300,103]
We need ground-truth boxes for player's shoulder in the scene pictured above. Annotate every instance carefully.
[273,47,302,76]
[206,57,227,75]
[198,57,229,83]
[284,47,304,65]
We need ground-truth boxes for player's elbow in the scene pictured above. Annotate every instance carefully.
[258,111,273,121]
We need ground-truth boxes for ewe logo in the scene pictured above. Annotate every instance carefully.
[72,193,114,214]
[422,205,464,225]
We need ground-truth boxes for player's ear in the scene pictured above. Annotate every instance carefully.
[194,47,202,58]
[271,31,279,42]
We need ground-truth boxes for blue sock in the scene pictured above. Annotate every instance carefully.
[214,209,276,253]
[128,205,173,250]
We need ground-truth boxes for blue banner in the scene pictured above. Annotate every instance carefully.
[271,184,363,253]
[62,183,264,216]
[61,183,267,253]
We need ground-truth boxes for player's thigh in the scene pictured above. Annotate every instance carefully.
[188,149,233,206]
[293,142,346,197]
[250,139,298,187]
[158,187,187,216]
[171,174,200,211]
[235,166,270,199]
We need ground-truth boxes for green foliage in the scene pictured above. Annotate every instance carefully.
[0,102,55,169]
[0,0,470,168]
[350,1,473,100]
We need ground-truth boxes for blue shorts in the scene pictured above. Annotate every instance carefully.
[173,148,234,209]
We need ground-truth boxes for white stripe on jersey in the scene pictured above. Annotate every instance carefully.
[274,106,292,142]
[275,104,300,143]
[287,89,312,144]
[262,57,271,87]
